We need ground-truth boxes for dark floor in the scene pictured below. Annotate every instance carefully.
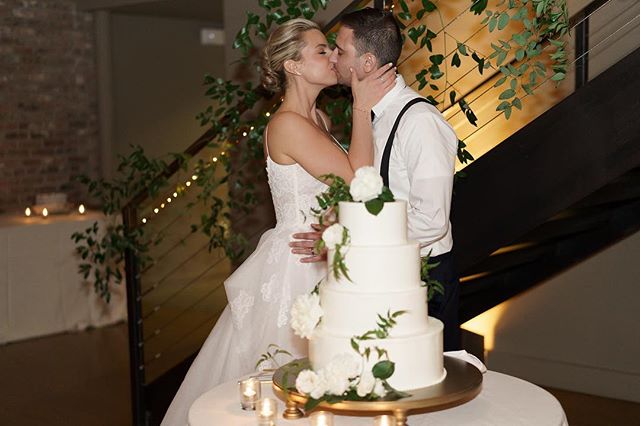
[0,323,639,426]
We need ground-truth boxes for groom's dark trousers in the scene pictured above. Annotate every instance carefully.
[427,250,461,351]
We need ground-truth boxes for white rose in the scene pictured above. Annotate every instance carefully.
[290,293,323,339]
[356,369,376,397]
[295,369,321,395]
[373,379,387,398]
[309,370,328,399]
[322,223,345,249]
[349,166,383,202]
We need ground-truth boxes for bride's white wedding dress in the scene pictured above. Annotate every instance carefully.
[161,134,329,426]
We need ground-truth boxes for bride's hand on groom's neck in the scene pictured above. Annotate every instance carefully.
[351,63,396,112]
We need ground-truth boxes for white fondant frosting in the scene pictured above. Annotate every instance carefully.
[338,201,407,245]
[310,318,445,391]
[309,199,445,392]
[326,242,421,290]
[318,285,429,337]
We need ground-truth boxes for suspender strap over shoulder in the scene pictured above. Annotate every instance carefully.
[380,97,431,188]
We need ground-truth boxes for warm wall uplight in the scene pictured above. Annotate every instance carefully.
[461,303,507,352]
[42,208,49,217]
[142,218,147,224]
[186,181,192,187]
[78,204,86,214]
[25,207,31,217]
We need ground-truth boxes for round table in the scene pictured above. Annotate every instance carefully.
[189,371,568,425]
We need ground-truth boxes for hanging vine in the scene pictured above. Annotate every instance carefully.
[73,0,569,302]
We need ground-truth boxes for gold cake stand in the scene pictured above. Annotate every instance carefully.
[272,357,483,426]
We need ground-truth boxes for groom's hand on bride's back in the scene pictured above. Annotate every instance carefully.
[290,223,326,263]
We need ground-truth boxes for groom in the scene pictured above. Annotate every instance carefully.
[290,8,461,351]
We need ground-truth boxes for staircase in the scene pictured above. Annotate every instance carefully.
[117,0,640,424]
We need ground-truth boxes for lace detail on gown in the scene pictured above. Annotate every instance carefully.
[161,139,329,426]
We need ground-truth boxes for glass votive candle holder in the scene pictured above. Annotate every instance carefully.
[309,410,334,426]
[256,397,277,425]
[238,377,260,410]
[373,414,395,426]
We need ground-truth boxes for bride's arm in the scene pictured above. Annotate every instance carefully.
[268,65,395,183]
[348,63,395,171]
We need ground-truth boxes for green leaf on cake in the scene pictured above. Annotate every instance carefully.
[372,360,395,380]
[365,198,383,215]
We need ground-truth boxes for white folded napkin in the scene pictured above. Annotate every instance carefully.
[444,350,487,373]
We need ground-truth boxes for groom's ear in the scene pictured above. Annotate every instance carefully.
[284,59,302,76]
[362,53,379,73]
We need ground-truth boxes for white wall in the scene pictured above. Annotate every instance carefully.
[463,230,640,402]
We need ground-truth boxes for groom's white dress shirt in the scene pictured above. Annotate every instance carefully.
[371,74,457,257]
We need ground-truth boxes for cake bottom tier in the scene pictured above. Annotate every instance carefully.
[309,317,445,391]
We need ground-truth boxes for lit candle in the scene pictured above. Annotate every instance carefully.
[42,207,49,217]
[373,414,395,426]
[78,204,86,214]
[238,377,260,410]
[310,410,334,426]
[256,397,277,425]
[25,207,31,217]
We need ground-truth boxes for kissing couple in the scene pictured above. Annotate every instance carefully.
[162,8,459,426]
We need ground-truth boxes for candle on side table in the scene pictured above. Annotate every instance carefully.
[256,397,277,425]
[309,411,334,426]
[239,377,260,410]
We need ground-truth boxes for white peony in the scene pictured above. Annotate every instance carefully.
[349,166,383,202]
[295,369,321,395]
[356,369,376,397]
[322,223,345,249]
[322,367,351,396]
[373,379,388,398]
[290,293,323,339]
[309,370,328,399]
[325,353,362,379]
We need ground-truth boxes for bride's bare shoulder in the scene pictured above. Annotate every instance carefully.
[268,111,324,141]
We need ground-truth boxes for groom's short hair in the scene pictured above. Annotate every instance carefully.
[340,8,402,67]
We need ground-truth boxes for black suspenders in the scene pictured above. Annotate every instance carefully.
[380,97,431,188]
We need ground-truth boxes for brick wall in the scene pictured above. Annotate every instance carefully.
[0,0,99,213]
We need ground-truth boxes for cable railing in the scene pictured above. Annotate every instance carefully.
[122,1,379,424]
[121,0,640,424]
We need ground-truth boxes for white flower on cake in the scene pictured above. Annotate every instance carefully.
[349,166,383,202]
[321,223,345,249]
[309,371,328,399]
[323,353,362,396]
[373,379,388,398]
[295,369,322,395]
[290,293,323,339]
[356,369,375,397]
[325,353,362,379]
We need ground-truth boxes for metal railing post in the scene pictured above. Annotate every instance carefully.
[123,205,148,425]
[575,14,590,90]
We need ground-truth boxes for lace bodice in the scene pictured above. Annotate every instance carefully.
[266,157,327,227]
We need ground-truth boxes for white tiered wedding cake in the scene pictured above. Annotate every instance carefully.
[308,200,445,391]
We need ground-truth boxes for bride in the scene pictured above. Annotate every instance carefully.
[161,18,395,425]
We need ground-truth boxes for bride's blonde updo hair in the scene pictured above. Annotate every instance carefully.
[260,18,320,93]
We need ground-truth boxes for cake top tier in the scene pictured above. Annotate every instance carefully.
[338,200,407,246]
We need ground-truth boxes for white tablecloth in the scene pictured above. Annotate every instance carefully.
[0,212,127,344]
[189,369,568,425]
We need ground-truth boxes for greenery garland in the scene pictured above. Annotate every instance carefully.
[73,0,569,302]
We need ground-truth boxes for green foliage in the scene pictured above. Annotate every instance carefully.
[254,343,293,369]
[71,147,185,301]
[421,252,445,301]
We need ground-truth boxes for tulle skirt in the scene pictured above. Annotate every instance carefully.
[161,225,326,426]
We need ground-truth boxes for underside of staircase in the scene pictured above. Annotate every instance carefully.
[453,46,640,324]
